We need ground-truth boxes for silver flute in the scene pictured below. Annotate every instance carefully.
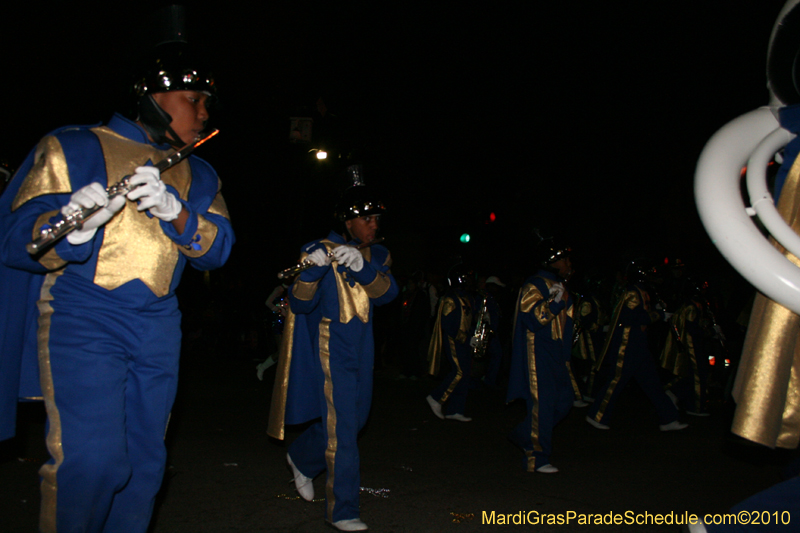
[26,130,219,254]
[277,237,384,280]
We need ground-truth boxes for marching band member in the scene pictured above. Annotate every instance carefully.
[506,238,575,474]
[585,260,686,432]
[0,40,233,533]
[267,167,398,532]
[572,275,607,399]
[426,264,477,422]
[660,290,711,416]
[481,275,506,389]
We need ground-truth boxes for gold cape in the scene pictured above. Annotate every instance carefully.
[732,156,800,449]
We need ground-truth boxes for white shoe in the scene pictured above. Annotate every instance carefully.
[426,395,444,419]
[573,399,589,408]
[665,390,678,408]
[330,518,368,531]
[660,420,688,432]
[585,416,610,430]
[287,453,314,501]
[445,413,472,422]
[536,464,559,474]
[256,356,276,381]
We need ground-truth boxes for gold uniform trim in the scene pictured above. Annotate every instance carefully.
[456,295,472,344]
[519,283,548,323]
[293,279,320,301]
[734,293,800,448]
[362,271,392,299]
[180,187,230,259]
[441,297,456,317]
[427,300,447,376]
[207,186,231,219]
[298,240,372,325]
[37,270,65,533]
[360,246,394,298]
[427,295,470,376]
[91,126,191,297]
[327,245,370,325]
[567,362,582,400]
[33,210,68,271]
[12,136,72,212]
[594,288,639,373]
[525,329,542,471]
[593,326,630,423]
[318,318,338,521]
[267,309,298,440]
[735,153,800,447]
[661,305,698,376]
[179,214,219,258]
[438,337,463,403]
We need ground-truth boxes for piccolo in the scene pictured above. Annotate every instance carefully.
[26,129,220,254]
[277,237,384,280]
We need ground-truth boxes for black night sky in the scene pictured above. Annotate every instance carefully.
[0,1,789,294]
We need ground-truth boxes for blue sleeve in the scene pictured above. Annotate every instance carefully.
[288,241,328,315]
[519,278,565,333]
[348,245,398,306]
[161,157,234,272]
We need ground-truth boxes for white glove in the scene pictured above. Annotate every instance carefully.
[62,183,126,244]
[307,248,332,267]
[126,166,182,222]
[549,282,565,303]
[469,336,479,348]
[332,245,364,272]
[663,312,674,321]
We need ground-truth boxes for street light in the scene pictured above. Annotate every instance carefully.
[309,148,328,160]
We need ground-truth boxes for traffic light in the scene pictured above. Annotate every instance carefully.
[460,233,471,243]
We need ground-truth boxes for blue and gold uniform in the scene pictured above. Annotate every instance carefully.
[575,293,607,398]
[660,298,709,414]
[0,113,233,533]
[268,230,397,524]
[587,284,680,428]
[427,288,475,416]
[506,270,574,471]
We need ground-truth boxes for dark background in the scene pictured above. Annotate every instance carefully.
[0,1,788,291]
[2,4,800,531]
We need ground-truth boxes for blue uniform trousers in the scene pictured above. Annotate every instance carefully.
[288,325,374,523]
[429,341,472,416]
[509,349,573,470]
[588,344,678,426]
[40,278,181,533]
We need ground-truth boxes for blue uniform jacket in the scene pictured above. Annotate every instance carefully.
[594,283,663,373]
[507,270,574,403]
[267,230,397,439]
[0,113,234,440]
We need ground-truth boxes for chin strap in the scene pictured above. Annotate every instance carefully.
[137,94,185,148]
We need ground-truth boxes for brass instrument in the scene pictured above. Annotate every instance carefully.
[277,237,384,280]
[26,129,220,254]
[470,292,490,359]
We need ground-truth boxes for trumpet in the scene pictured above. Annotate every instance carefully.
[277,237,384,280]
[26,129,220,254]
